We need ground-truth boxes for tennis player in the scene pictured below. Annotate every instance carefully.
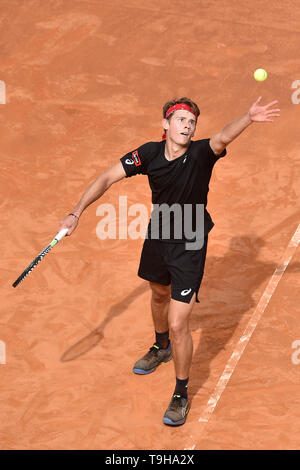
[59,96,280,426]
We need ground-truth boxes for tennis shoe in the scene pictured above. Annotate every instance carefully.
[163,394,189,426]
[133,342,172,375]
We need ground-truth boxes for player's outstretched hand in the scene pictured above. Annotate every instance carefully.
[248,96,281,122]
[59,214,79,236]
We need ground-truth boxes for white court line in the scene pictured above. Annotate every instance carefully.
[185,224,300,450]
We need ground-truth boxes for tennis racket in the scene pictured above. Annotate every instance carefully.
[12,228,69,288]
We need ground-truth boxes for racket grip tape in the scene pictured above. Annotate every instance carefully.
[50,227,69,246]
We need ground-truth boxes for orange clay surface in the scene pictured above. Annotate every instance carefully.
[1,0,300,450]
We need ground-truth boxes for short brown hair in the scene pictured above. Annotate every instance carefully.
[162,97,200,120]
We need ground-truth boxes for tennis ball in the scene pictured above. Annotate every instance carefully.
[254,68,267,82]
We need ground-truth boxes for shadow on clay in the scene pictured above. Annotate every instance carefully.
[188,233,300,404]
[60,281,148,362]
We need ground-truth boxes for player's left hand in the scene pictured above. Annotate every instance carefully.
[248,96,281,122]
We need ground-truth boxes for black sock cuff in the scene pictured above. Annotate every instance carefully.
[176,377,189,386]
[174,377,189,398]
[155,330,169,346]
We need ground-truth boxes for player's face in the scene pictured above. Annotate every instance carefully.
[163,110,197,144]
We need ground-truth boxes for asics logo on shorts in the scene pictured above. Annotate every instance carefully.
[125,158,134,165]
[181,288,192,296]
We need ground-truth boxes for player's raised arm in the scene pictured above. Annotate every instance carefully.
[209,96,280,155]
[59,161,126,235]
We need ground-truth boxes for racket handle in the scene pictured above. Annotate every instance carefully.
[55,227,69,241]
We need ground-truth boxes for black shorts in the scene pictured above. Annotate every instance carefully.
[138,236,208,304]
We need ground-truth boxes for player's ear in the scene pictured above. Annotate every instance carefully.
[162,118,169,132]
[191,122,197,138]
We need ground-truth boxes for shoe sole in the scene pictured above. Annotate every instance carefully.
[132,355,172,375]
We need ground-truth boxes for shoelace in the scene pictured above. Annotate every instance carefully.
[148,343,160,356]
[169,394,184,411]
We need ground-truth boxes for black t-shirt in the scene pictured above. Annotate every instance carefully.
[120,139,226,242]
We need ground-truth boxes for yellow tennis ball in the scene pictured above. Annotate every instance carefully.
[254,68,267,82]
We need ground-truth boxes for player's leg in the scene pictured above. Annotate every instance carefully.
[133,281,172,374]
[162,293,196,426]
[149,281,171,348]
[133,240,172,374]
[168,292,196,379]
[162,237,208,425]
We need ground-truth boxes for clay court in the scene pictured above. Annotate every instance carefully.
[1,0,300,450]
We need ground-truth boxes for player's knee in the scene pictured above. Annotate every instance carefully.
[150,282,170,303]
[169,319,189,341]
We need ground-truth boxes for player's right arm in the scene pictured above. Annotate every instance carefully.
[59,161,126,235]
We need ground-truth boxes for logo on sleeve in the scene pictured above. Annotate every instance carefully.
[132,150,141,166]
[125,158,134,165]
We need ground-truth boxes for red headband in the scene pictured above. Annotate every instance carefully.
[165,103,198,120]
[162,103,198,140]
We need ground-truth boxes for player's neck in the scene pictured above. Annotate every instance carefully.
[164,139,190,161]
